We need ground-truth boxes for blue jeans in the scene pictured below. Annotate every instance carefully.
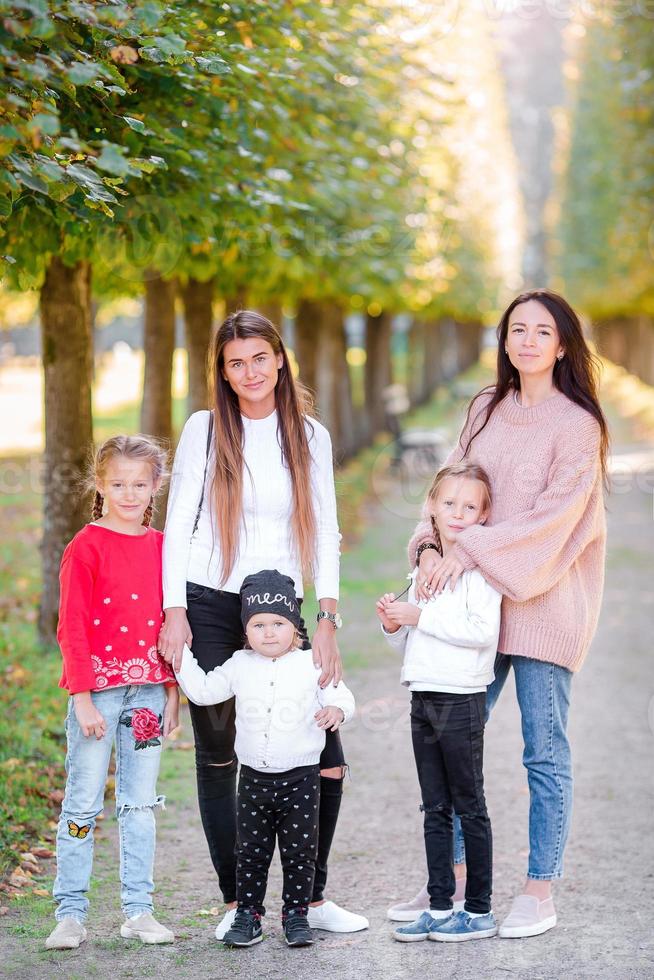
[53,684,166,922]
[453,653,573,880]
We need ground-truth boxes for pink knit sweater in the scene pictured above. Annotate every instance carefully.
[408,389,607,672]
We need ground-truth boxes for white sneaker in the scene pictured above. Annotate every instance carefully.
[120,911,174,944]
[307,900,368,933]
[45,917,87,950]
[214,906,238,941]
[387,881,466,921]
[499,895,557,939]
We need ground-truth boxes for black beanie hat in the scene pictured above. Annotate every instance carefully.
[240,569,301,631]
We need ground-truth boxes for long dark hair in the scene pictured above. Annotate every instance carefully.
[461,289,609,482]
[207,310,316,584]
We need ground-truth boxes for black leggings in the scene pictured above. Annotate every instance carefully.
[237,764,320,916]
[185,582,346,904]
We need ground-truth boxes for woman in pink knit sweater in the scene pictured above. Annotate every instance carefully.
[391,288,608,939]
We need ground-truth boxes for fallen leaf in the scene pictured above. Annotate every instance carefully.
[0,907,9,916]
[33,889,50,898]
[48,790,64,805]
[8,870,32,888]
[197,907,220,916]
[32,848,55,859]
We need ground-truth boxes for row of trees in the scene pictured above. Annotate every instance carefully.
[555,7,653,384]
[1,1,522,642]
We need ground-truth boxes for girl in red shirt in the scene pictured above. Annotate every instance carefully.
[46,435,178,951]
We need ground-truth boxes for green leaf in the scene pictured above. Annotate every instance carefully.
[14,170,48,194]
[67,62,101,85]
[95,144,130,177]
[31,112,60,136]
[123,116,149,135]
[0,196,13,218]
[195,55,231,76]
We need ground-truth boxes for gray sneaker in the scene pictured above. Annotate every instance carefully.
[45,917,87,950]
[120,911,174,944]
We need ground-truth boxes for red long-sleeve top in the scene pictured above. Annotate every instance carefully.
[57,524,175,694]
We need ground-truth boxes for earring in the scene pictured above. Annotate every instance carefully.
[557,352,564,361]
[505,348,509,355]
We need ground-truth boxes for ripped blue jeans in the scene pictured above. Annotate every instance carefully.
[53,683,166,922]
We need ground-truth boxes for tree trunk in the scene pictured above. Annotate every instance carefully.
[364,310,393,436]
[424,320,444,393]
[140,275,176,443]
[254,301,283,329]
[313,302,357,462]
[39,257,94,645]
[294,298,323,395]
[635,316,654,386]
[455,321,483,372]
[407,319,428,406]
[181,277,215,416]
[225,288,248,315]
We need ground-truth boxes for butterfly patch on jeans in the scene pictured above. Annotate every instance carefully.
[67,820,91,839]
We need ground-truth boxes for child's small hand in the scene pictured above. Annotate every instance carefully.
[163,686,180,737]
[376,593,401,633]
[382,600,421,628]
[315,706,345,732]
[73,693,107,740]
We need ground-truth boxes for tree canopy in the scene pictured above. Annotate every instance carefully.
[555,8,654,318]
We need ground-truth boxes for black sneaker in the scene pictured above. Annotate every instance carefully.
[221,907,263,947]
[283,908,313,947]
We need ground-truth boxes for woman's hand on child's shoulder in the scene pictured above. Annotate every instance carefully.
[315,706,345,732]
[376,593,401,633]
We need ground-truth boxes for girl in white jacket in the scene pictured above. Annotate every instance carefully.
[376,462,501,944]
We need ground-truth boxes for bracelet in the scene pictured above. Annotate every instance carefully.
[415,542,438,566]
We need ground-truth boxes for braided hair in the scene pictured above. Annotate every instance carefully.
[89,435,168,526]
[425,462,492,555]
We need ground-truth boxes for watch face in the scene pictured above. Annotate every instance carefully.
[334,613,343,629]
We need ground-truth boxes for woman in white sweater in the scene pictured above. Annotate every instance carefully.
[158,310,367,937]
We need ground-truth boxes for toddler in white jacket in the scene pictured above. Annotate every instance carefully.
[176,569,354,949]
[376,463,502,944]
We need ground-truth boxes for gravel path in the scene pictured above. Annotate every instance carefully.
[2,430,653,980]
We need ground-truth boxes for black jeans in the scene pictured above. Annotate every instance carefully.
[410,691,492,915]
[237,764,320,916]
[185,581,345,904]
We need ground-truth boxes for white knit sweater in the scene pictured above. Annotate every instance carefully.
[176,644,355,772]
[382,569,502,693]
[163,410,340,606]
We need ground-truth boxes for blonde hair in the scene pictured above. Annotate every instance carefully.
[425,462,492,555]
[208,310,317,585]
[90,434,169,527]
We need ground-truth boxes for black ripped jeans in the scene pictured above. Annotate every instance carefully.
[185,582,345,905]
[410,691,492,915]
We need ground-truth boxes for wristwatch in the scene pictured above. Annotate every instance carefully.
[316,611,342,629]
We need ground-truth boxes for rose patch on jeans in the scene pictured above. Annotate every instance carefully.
[122,707,162,749]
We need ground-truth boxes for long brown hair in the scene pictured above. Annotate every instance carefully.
[89,434,168,527]
[425,462,492,555]
[208,310,317,584]
[461,289,609,482]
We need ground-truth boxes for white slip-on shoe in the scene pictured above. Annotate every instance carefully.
[214,906,238,941]
[120,911,174,944]
[387,881,465,921]
[45,917,87,950]
[307,900,369,933]
[499,895,557,939]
